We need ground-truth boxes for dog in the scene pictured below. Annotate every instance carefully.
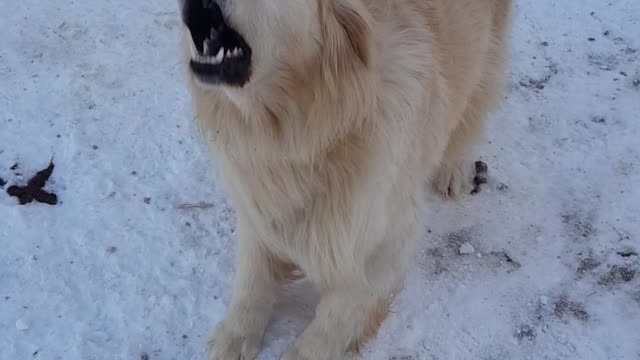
[178,0,512,359]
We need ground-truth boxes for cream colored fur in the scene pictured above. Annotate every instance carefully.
[180,0,512,359]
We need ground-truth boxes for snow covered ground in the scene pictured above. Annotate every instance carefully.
[1,0,639,359]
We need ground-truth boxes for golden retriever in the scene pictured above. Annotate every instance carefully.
[178,0,512,358]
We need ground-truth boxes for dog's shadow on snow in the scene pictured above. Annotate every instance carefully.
[259,281,318,356]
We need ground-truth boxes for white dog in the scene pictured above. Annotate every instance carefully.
[178,0,512,358]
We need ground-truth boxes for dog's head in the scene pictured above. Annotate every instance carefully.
[179,0,373,89]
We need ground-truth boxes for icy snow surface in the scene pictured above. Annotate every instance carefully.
[1,0,639,359]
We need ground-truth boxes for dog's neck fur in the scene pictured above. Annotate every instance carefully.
[191,53,377,165]
[188,0,379,164]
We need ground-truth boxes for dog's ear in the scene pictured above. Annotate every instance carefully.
[321,0,373,75]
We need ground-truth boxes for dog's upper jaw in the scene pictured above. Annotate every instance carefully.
[182,0,252,87]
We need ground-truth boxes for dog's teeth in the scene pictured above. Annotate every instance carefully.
[203,41,210,56]
[215,48,224,63]
[237,48,243,57]
[232,48,239,57]
[190,42,198,58]
[226,49,232,58]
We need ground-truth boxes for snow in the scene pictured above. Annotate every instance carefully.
[15,319,30,331]
[458,243,475,255]
[1,0,639,359]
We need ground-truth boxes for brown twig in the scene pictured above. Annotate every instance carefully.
[176,202,215,209]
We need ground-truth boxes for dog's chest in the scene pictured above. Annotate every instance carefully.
[224,157,322,243]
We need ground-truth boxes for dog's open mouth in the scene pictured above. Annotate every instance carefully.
[183,0,252,87]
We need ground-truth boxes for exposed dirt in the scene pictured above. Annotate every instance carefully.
[598,266,636,286]
[553,296,589,321]
[514,324,536,341]
[577,257,600,275]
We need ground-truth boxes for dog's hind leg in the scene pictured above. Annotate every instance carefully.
[433,1,512,199]
[433,59,508,198]
[432,96,487,198]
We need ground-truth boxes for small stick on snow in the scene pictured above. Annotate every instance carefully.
[176,202,215,210]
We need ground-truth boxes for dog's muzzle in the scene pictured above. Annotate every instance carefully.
[181,0,252,87]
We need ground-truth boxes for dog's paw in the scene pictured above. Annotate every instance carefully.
[281,347,337,360]
[432,158,472,199]
[280,346,306,360]
[207,322,262,360]
[280,342,353,360]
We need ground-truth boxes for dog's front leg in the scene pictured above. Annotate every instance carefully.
[208,225,284,360]
[281,283,392,360]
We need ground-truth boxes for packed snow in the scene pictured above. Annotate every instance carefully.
[1,0,639,359]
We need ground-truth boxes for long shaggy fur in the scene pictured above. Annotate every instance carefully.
[180,0,513,359]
